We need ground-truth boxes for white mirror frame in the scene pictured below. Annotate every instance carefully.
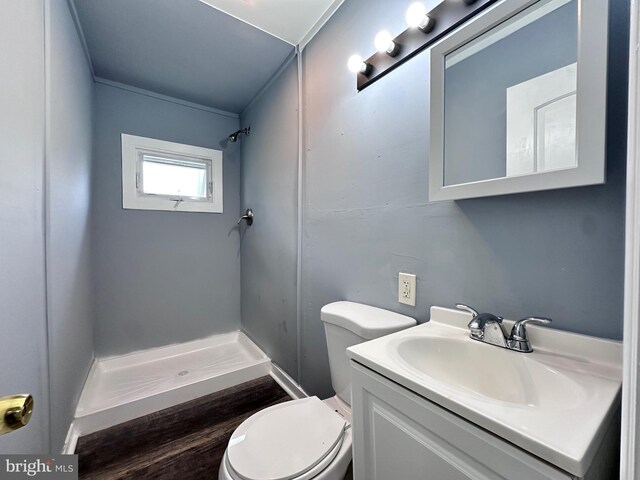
[428,0,608,201]
[621,1,640,476]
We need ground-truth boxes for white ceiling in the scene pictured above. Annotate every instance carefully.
[198,0,344,46]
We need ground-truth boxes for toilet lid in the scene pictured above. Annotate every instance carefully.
[227,397,346,480]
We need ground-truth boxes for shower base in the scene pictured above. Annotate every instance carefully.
[72,332,271,442]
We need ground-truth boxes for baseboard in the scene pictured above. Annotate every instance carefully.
[61,421,80,454]
[270,363,308,399]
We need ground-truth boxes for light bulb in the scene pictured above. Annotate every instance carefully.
[374,30,396,55]
[347,54,369,74]
[406,2,426,27]
[406,2,435,32]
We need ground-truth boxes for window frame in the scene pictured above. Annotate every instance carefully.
[121,134,223,213]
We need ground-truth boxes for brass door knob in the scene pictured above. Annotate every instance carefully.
[0,394,33,435]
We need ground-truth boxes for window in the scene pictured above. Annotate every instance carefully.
[122,134,223,213]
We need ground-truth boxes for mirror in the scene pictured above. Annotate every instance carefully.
[429,0,608,201]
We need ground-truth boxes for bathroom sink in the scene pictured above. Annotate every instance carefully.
[392,336,584,408]
[346,306,622,477]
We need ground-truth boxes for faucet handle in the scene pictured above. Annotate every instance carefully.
[507,317,552,352]
[510,317,552,341]
[456,304,481,333]
[455,303,479,317]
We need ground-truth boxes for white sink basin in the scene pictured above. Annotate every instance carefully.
[346,306,622,477]
[393,336,585,408]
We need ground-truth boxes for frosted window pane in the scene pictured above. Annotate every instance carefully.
[142,157,207,198]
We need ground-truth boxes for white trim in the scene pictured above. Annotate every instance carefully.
[121,134,223,214]
[298,0,345,51]
[270,363,308,400]
[296,46,304,385]
[61,421,80,454]
[43,0,54,453]
[621,1,640,477]
[95,77,239,119]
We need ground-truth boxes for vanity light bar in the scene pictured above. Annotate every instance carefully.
[352,0,496,91]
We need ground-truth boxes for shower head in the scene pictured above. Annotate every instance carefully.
[228,127,250,143]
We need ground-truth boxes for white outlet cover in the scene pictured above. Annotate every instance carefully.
[398,273,416,307]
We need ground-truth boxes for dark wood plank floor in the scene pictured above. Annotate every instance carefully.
[76,376,291,479]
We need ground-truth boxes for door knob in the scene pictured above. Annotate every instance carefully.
[0,394,33,435]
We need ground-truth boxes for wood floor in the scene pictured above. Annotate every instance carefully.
[76,376,291,479]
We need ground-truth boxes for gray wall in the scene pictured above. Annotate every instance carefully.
[92,83,242,356]
[240,58,299,379]
[72,0,294,113]
[444,0,577,185]
[298,0,628,398]
[45,0,95,452]
[0,0,50,454]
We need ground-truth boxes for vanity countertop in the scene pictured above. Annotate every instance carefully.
[346,306,622,477]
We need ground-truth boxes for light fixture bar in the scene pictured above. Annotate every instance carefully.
[356,0,495,91]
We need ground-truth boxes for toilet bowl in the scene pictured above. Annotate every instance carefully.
[219,396,352,480]
[218,302,416,480]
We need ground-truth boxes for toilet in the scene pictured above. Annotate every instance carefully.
[218,301,416,480]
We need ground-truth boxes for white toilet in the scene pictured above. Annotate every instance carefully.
[219,301,416,480]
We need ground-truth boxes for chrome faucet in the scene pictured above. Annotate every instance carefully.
[455,304,551,353]
[455,304,506,347]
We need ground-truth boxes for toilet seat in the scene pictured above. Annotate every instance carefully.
[225,435,344,480]
[226,397,347,480]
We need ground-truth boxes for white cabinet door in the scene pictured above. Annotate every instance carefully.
[367,405,477,480]
[350,361,574,480]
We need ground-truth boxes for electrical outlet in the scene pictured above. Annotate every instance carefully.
[398,273,416,306]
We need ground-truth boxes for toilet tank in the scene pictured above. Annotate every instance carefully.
[321,301,416,406]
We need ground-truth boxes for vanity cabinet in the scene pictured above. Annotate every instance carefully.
[350,361,617,480]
